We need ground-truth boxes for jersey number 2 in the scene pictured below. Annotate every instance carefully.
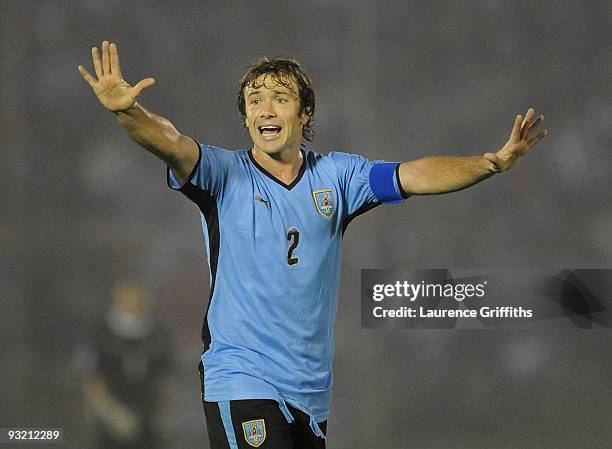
[287,227,300,266]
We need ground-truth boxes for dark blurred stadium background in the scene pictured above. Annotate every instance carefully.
[1,1,611,448]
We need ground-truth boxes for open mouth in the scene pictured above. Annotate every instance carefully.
[258,125,283,136]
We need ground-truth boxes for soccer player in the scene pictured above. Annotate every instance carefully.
[78,40,547,449]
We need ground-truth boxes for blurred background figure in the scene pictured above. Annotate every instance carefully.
[80,279,173,449]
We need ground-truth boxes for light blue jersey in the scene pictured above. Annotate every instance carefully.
[168,143,404,436]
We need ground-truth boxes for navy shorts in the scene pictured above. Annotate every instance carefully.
[199,362,327,448]
[203,399,326,449]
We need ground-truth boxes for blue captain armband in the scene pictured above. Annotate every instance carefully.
[369,162,407,204]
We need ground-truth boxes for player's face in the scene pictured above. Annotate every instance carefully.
[244,75,308,157]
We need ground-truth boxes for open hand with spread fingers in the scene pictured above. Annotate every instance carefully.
[484,108,548,172]
[77,40,155,113]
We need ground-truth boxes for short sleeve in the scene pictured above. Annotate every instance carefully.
[329,151,405,217]
[167,142,236,199]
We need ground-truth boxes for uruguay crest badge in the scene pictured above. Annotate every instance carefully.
[313,189,336,218]
[242,419,266,447]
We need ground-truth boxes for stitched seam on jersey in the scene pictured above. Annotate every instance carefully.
[180,184,219,351]
[341,201,381,234]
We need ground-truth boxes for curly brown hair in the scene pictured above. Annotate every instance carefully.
[237,57,315,142]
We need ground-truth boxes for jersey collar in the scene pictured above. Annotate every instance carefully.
[248,148,307,191]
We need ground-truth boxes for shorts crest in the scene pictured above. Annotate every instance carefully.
[313,189,336,218]
[242,419,266,447]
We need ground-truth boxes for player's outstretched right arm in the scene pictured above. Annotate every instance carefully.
[78,40,198,184]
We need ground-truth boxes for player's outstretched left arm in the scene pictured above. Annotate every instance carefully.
[398,108,548,196]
